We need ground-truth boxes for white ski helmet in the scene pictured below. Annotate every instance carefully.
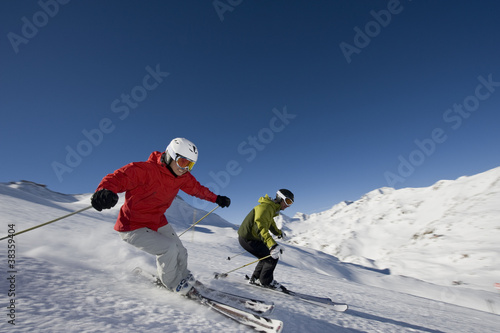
[166,138,199,163]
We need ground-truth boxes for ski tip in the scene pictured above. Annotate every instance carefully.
[334,304,349,312]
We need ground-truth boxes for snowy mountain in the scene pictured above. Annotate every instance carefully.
[284,167,500,294]
[1,173,499,332]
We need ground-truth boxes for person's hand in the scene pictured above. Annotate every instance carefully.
[278,231,287,240]
[91,189,118,211]
[216,195,231,208]
[270,244,284,259]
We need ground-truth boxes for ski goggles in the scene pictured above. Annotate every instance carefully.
[175,155,195,171]
[277,190,293,206]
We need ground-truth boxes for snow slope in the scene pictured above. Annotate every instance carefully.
[283,167,500,297]
[1,176,499,332]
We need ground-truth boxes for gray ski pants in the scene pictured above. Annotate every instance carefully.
[119,223,189,290]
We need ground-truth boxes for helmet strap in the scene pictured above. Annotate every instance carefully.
[161,153,178,177]
[161,152,173,165]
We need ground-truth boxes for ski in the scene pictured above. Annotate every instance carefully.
[132,267,274,315]
[199,285,275,315]
[245,275,348,312]
[132,267,282,332]
[189,289,283,333]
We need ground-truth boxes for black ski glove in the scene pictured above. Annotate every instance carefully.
[216,195,231,208]
[91,189,119,211]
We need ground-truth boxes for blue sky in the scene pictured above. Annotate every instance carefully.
[1,1,499,225]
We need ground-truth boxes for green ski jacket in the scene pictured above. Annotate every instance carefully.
[238,194,283,249]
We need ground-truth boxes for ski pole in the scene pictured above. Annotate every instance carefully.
[227,250,247,260]
[0,205,93,241]
[214,255,272,279]
[178,205,219,237]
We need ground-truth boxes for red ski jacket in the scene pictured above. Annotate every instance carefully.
[96,151,217,232]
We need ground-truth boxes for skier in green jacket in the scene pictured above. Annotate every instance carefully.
[238,189,294,289]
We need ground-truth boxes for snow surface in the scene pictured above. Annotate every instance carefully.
[1,170,499,332]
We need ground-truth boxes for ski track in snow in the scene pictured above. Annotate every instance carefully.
[1,176,500,332]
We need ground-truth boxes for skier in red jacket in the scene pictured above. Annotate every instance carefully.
[91,138,231,295]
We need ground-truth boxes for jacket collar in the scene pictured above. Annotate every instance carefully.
[150,151,180,178]
[259,194,281,212]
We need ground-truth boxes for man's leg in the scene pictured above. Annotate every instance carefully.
[238,236,278,285]
[120,226,187,290]
[157,224,190,286]
[258,258,278,285]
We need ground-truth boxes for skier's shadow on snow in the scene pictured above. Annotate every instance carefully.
[347,309,446,333]
[278,310,366,333]
[186,227,213,234]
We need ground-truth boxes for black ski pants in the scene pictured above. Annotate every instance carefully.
[238,236,278,286]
